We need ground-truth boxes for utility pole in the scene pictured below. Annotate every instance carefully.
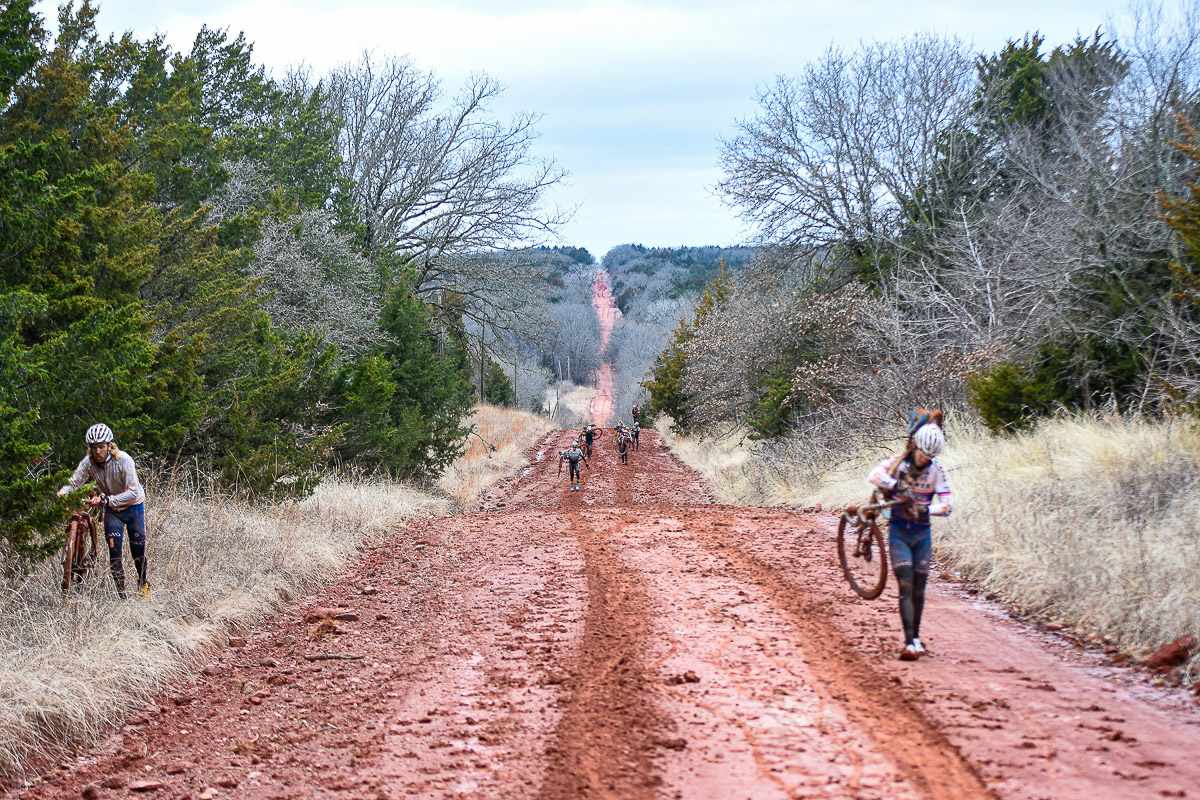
[555,359,562,419]
[479,321,486,403]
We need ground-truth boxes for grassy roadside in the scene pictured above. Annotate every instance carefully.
[659,414,1200,686]
[438,404,554,510]
[0,404,548,783]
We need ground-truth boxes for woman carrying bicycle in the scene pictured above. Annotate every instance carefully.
[616,432,631,464]
[57,423,150,599]
[582,424,600,458]
[867,415,952,661]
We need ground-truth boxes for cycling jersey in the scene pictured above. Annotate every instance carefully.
[61,450,146,510]
[868,452,951,527]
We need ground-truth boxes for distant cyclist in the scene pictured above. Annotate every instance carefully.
[57,424,150,599]
[630,422,640,450]
[868,412,951,661]
[615,431,631,465]
[582,424,600,458]
[559,439,590,491]
[631,405,640,426]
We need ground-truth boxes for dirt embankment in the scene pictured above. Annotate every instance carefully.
[10,430,1200,800]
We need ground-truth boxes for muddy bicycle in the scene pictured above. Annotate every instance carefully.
[61,503,99,596]
[836,493,912,600]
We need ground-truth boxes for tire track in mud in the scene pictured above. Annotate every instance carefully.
[694,524,997,800]
[535,510,661,799]
[623,514,899,799]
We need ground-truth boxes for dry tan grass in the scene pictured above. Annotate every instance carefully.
[931,415,1200,679]
[654,419,775,504]
[0,407,553,782]
[663,413,1200,680]
[437,404,553,510]
[654,416,894,507]
[545,382,595,427]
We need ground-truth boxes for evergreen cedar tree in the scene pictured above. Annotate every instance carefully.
[0,1,483,563]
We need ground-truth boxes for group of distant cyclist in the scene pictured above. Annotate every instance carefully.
[557,405,642,491]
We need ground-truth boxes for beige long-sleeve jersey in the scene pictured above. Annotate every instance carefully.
[58,451,146,510]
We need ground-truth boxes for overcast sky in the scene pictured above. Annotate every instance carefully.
[49,0,1134,259]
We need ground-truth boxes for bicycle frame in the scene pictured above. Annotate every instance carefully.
[62,508,99,596]
[842,496,908,526]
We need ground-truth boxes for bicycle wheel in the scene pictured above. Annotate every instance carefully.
[837,514,889,599]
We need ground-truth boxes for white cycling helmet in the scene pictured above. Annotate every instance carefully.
[913,423,944,457]
[85,423,114,444]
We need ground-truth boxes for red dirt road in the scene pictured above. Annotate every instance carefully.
[588,270,619,427]
[11,432,1200,800]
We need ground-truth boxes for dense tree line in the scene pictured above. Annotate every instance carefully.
[0,1,565,562]
[644,7,1200,451]
[603,244,755,313]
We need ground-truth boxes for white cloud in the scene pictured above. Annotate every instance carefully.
[42,0,1128,257]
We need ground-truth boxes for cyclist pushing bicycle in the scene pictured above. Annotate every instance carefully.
[867,411,952,662]
[57,424,150,599]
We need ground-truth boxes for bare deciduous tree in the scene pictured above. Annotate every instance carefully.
[326,52,570,288]
[717,34,981,273]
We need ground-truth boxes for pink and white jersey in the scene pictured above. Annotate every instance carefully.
[868,453,952,525]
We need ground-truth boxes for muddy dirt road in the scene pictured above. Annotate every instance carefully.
[13,431,1200,800]
[588,270,618,427]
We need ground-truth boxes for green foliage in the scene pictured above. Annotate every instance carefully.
[691,260,734,327]
[212,324,341,498]
[967,336,1148,434]
[0,291,75,562]
[483,359,515,407]
[747,364,795,439]
[329,353,401,466]
[0,0,41,101]
[0,0,163,463]
[331,283,474,479]
[0,2,487,559]
[642,321,692,428]
[641,265,737,430]
[967,361,1056,434]
[976,33,1050,129]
